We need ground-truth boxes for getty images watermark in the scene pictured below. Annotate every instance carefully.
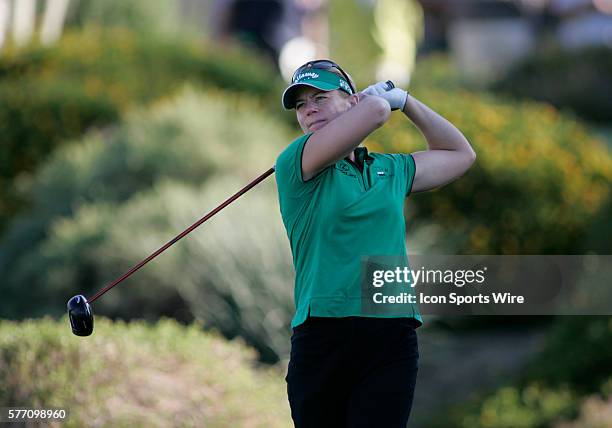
[370,265,525,305]
[360,255,612,316]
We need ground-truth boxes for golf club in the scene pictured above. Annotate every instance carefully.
[67,166,276,336]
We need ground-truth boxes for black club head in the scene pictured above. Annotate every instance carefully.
[67,295,94,336]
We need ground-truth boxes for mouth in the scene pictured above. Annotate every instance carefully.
[309,119,327,131]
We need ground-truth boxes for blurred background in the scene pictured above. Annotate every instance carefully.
[0,0,611,426]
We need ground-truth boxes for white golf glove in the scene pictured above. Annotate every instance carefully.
[362,81,408,111]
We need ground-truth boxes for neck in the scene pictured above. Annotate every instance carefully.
[348,145,362,162]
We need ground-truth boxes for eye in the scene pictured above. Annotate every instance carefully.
[315,95,327,102]
[295,101,304,110]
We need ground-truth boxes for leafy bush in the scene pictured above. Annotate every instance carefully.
[556,385,612,428]
[435,316,612,427]
[366,56,612,254]
[328,0,381,86]
[0,88,292,362]
[491,46,612,123]
[66,0,182,35]
[29,176,294,362]
[459,384,577,428]
[0,28,283,234]
[0,317,290,427]
[584,192,612,253]
[523,317,612,393]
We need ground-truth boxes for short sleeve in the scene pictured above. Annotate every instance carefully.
[275,133,326,223]
[275,133,312,190]
[396,153,416,197]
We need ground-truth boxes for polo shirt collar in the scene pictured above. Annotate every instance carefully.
[346,146,374,164]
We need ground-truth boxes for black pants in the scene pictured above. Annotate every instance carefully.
[286,316,419,428]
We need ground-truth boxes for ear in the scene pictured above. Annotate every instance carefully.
[348,93,359,107]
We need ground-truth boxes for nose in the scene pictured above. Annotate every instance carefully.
[303,99,318,115]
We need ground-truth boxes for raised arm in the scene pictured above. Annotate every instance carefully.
[301,95,391,181]
[402,95,476,192]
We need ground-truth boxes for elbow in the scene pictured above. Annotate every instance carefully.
[465,147,476,171]
[456,142,476,175]
[378,105,391,128]
[369,97,391,128]
[463,139,476,168]
[468,146,477,166]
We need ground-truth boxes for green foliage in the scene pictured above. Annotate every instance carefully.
[459,384,577,428]
[0,317,290,427]
[557,388,612,428]
[437,316,612,427]
[366,56,612,254]
[407,53,466,92]
[0,88,293,362]
[56,177,293,362]
[0,28,282,234]
[584,194,612,253]
[523,317,612,393]
[328,0,381,87]
[491,46,612,123]
[66,0,182,35]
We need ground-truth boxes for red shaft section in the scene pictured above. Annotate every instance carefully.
[89,166,276,304]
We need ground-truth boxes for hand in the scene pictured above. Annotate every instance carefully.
[362,81,408,111]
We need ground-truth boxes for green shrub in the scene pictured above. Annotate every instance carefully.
[556,384,612,428]
[584,192,612,253]
[366,56,612,254]
[523,317,612,393]
[0,317,290,427]
[436,316,612,427]
[0,88,293,362]
[491,46,612,123]
[66,0,182,35]
[328,0,381,86]
[39,176,294,362]
[0,28,283,234]
[459,384,577,428]
[428,244,612,425]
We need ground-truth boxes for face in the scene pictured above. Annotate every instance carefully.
[294,87,357,134]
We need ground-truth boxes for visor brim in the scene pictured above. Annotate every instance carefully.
[282,81,341,110]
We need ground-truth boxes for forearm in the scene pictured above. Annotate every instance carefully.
[301,95,390,180]
[402,95,473,154]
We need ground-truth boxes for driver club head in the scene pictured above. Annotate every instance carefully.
[67,295,94,336]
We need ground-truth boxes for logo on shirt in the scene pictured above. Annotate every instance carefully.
[336,163,356,177]
[373,167,393,179]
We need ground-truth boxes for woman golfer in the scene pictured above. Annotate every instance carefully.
[275,60,475,427]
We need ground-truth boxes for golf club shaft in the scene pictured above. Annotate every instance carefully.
[89,166,276,304]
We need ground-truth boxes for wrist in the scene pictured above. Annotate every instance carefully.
[401,92,412,114]
[389,88,408,111]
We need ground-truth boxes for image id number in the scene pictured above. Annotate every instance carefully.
[2,408,67,422]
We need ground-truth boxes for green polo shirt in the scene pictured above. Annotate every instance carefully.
[275,133,423,328]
